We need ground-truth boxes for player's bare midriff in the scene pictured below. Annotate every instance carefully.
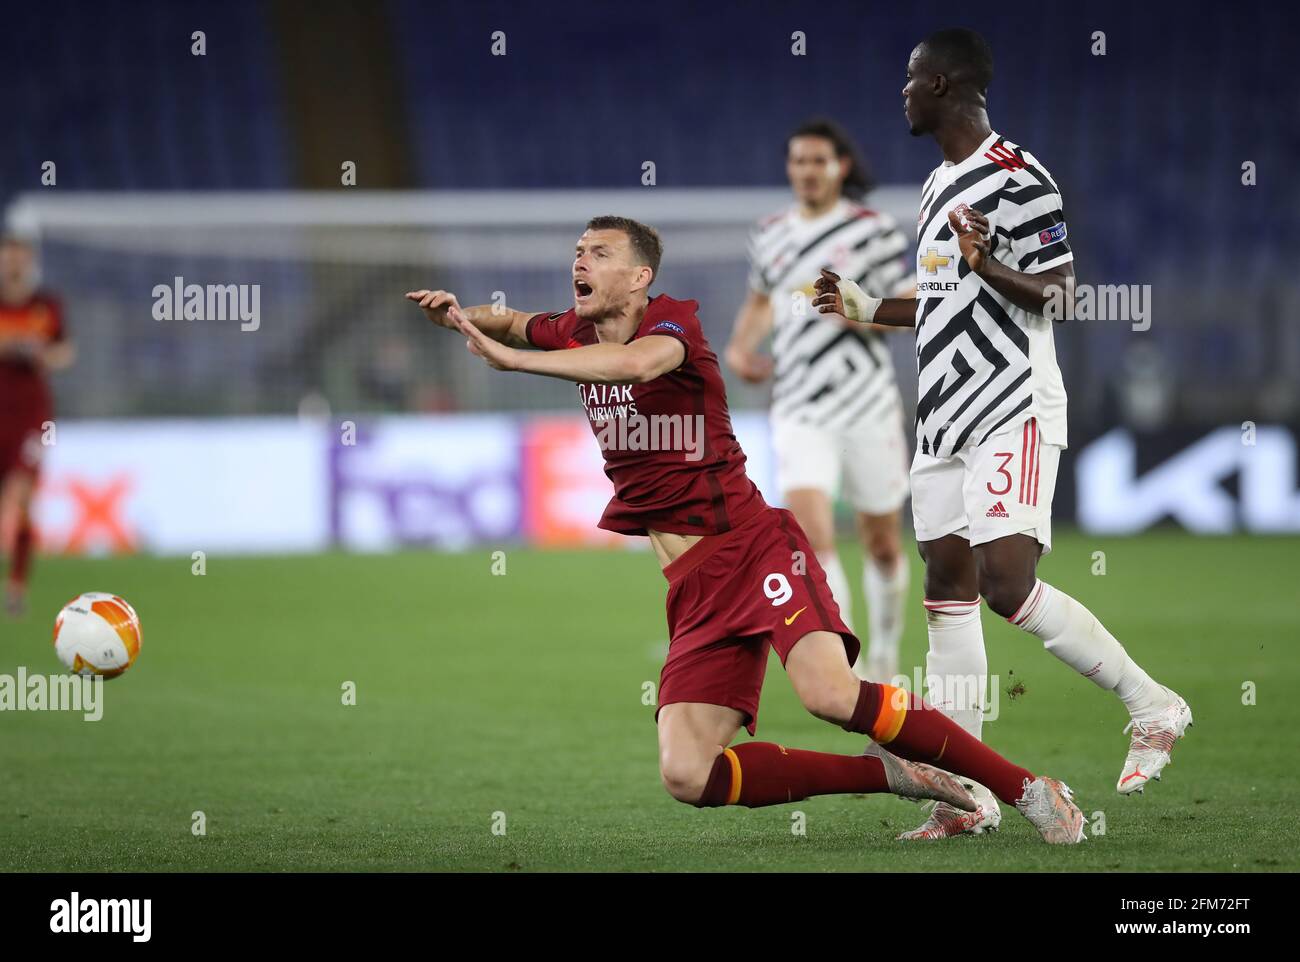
[648,528,705,568]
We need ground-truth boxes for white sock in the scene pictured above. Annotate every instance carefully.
[863,556,908,666]
[1010,580,1167,718]
[817,551,854,633]
[923,598,987,740]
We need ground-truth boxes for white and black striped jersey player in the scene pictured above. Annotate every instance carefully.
[814,29,1193,842]
[747,198,913,518]
[896,131,1083,573]
[903,127,1185,813]
[911,131,1069,472]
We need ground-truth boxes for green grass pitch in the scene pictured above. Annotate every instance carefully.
[1,531,1295,872]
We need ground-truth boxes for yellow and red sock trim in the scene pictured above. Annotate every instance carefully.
[696,747,745,807]
[722,748,742,804]
[870,684,908,744]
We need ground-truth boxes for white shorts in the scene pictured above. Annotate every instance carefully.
[910,416,1059,553]
[772,411,910,516]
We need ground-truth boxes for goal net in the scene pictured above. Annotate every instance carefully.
[4,187,922,419]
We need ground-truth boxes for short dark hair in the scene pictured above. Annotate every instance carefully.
[585,215,663,283]
[922,28,994,96]
[787,117,875,200]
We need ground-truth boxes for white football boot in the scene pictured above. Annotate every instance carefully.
[1014,776,1086,844]
[865,745,976,811]
[897,779,1001,840]
[1117,689,1193,795]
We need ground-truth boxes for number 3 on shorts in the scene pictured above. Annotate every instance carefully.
[987,452,1014,495]
[763,573,793,606]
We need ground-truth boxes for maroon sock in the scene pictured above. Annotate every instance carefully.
[10,520,33,587]
[695,741,891,808]
[842,680,1033,805]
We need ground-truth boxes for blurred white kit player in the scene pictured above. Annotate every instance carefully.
[729,120,914,685]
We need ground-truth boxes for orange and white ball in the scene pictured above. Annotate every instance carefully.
[53,593,142,679]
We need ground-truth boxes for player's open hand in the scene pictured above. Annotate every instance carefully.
[812,268,859,328]
[948,205,992,274]
[454,307,519,372]
[812,268,846,318]
[405,289,462,330]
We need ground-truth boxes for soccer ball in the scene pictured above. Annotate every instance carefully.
[52,593,143,679]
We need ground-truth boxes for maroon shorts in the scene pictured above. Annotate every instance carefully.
[656,506,859,736]
[0,417,46,479]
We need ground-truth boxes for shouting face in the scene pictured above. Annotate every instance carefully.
[572,228,653,320]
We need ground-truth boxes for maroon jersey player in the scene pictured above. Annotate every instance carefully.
[406,215,1084,842]
[0,236,75,618]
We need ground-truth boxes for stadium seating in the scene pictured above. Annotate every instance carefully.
[3,0,1293,424]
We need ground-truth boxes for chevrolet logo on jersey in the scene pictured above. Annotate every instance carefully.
[919,248,951,274]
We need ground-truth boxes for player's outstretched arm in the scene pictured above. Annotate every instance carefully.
[405,289,534,347]
[455,308,684,385]
[947,210,1075,318]
[812,269,917,328]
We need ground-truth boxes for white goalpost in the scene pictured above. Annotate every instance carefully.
[4,187,920,419]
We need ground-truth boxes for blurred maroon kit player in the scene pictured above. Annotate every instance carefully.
[406,215,1084,842]
[0,236,74,618]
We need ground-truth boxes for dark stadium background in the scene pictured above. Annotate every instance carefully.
[1,0,1297,877]
[4,0,1295,421]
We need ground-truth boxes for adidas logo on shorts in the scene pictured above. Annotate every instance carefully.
[986,501,1010,518]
